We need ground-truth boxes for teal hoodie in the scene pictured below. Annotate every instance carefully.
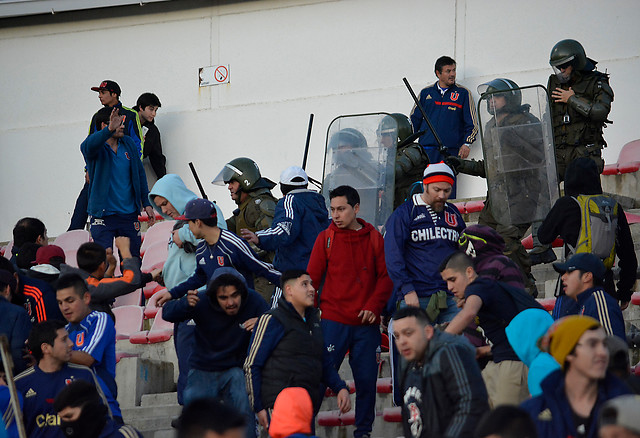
[505,308,561,397]
[148,174,226,289]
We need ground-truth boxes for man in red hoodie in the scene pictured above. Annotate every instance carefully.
[307,185,393,438]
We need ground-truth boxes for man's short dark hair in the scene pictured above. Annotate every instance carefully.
[393,306,432,326]
[94,106,113,129]
[0,257,15,274]
[439,251,474,273]
[56,273,89,298]
[575,269,604,287]
[176,398,246,438]
[191,217,218,228]
[16,243,41,270]
[13,217,46,248]
[329,185,360,208]
[475,405,538,438]
[206,273,247,301]
[27,320,66,362]
[435,56,456,74]
[136,92,161,110]
[76,242,106,273]
[281,269,309,289]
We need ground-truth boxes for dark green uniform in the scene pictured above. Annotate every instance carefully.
[548,70,613,181]
[227,187,277,302]
[394,142,428,210]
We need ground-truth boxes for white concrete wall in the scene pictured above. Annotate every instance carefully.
[1,0,639,240]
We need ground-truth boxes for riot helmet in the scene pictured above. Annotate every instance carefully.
[478,78,521,115]
[377,113,412,148]
[549,39,590,83]
[212,157,274,192]
[328,128,368,150]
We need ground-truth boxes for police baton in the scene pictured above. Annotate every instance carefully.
[300,113,323,190]
[403,77,450,158]
[188,162,208,200]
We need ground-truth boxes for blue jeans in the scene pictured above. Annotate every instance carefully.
[184,367,256,438]
[174,321,194,405]
[68,182,89,231]
[322,320,379,438]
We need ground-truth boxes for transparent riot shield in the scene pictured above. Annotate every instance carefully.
[322,113,397,229]
[478,85,559,225]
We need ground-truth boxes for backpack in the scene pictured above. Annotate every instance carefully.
[570,194,618,269]
[498,281,544,315]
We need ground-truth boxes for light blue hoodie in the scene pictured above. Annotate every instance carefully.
[148,174,226,289]
[505,308,561,397]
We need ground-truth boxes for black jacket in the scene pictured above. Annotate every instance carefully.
[539,158,637,301]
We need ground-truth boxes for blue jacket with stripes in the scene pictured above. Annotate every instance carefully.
[576,286,626,341]
[256,189,329,273]
[410,82,478,161]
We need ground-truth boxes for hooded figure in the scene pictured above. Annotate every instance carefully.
[148,174,226,290]
[269,387,319,438]
[505,308,561,396]
[538,158,637,311]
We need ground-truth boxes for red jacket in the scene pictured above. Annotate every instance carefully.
[307,219,392,325]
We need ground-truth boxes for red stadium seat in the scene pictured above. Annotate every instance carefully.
[376,377,392,393]
[116,351,139,363]
[453,202,467,214]
[113,289,144,308]
[383,407,402,422]
[138,212,164,222]
[618,162,640,174]
[537,298,557,312]
[144,290,166,319]
[631,292,640,306]
[113,305,144,340]
[143,282,165,299]
[465,200,485,213]
[317,410,356,427]
[521,234,563,250]
[325,380,355,397]
[129,308,174,344]
[602,164,619,175]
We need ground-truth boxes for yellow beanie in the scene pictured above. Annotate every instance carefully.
[548,315,600,370]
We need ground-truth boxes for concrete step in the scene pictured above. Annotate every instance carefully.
[122,404,181,432]
[140,392,178,407]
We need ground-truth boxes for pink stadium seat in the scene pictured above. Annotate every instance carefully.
[616,139,640,163]
[631,292,640,306]
[317,410,356,427]
[618,162,640,174]
[113,305,144,340]
[537,298,557,312]
[141,241,168,272]
[140,220,175,256]
[129,308,174,344]
[144,290,166,319]
[625,212,640,225]
[113,289,144,308]
[2,240,13,259]
[383,407,402,422]
[602,164,619,175]
[376,377,392,393]
[465,200,485,213]
[53,230,91,254]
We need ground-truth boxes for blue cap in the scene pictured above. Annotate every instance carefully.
[175,198,218,221]
[552,253,606,280]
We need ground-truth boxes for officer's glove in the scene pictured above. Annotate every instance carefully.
[445,156,463,175]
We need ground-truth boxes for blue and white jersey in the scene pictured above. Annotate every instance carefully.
[384,194,465,300]
[66,311,120,418]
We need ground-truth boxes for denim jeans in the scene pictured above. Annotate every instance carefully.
[184,367,256,438]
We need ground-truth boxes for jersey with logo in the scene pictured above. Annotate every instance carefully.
[385,194,465,299]
[168,229,281,299]
[66,311,120,418]
[14,363,106,438]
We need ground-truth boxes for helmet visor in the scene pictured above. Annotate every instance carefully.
[211,163,242,186]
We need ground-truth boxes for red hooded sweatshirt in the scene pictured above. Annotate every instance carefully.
[307,218,392,325]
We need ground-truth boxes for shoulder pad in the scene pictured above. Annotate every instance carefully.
[257,197,276,216]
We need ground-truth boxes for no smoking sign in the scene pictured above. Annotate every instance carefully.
[199,65,230,87]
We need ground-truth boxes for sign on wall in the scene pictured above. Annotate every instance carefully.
[199,65,230,86]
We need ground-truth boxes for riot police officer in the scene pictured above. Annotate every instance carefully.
[212,157,277,302]
[548,39,613,180]
[377,114,429,210]
[447,78,553,296]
